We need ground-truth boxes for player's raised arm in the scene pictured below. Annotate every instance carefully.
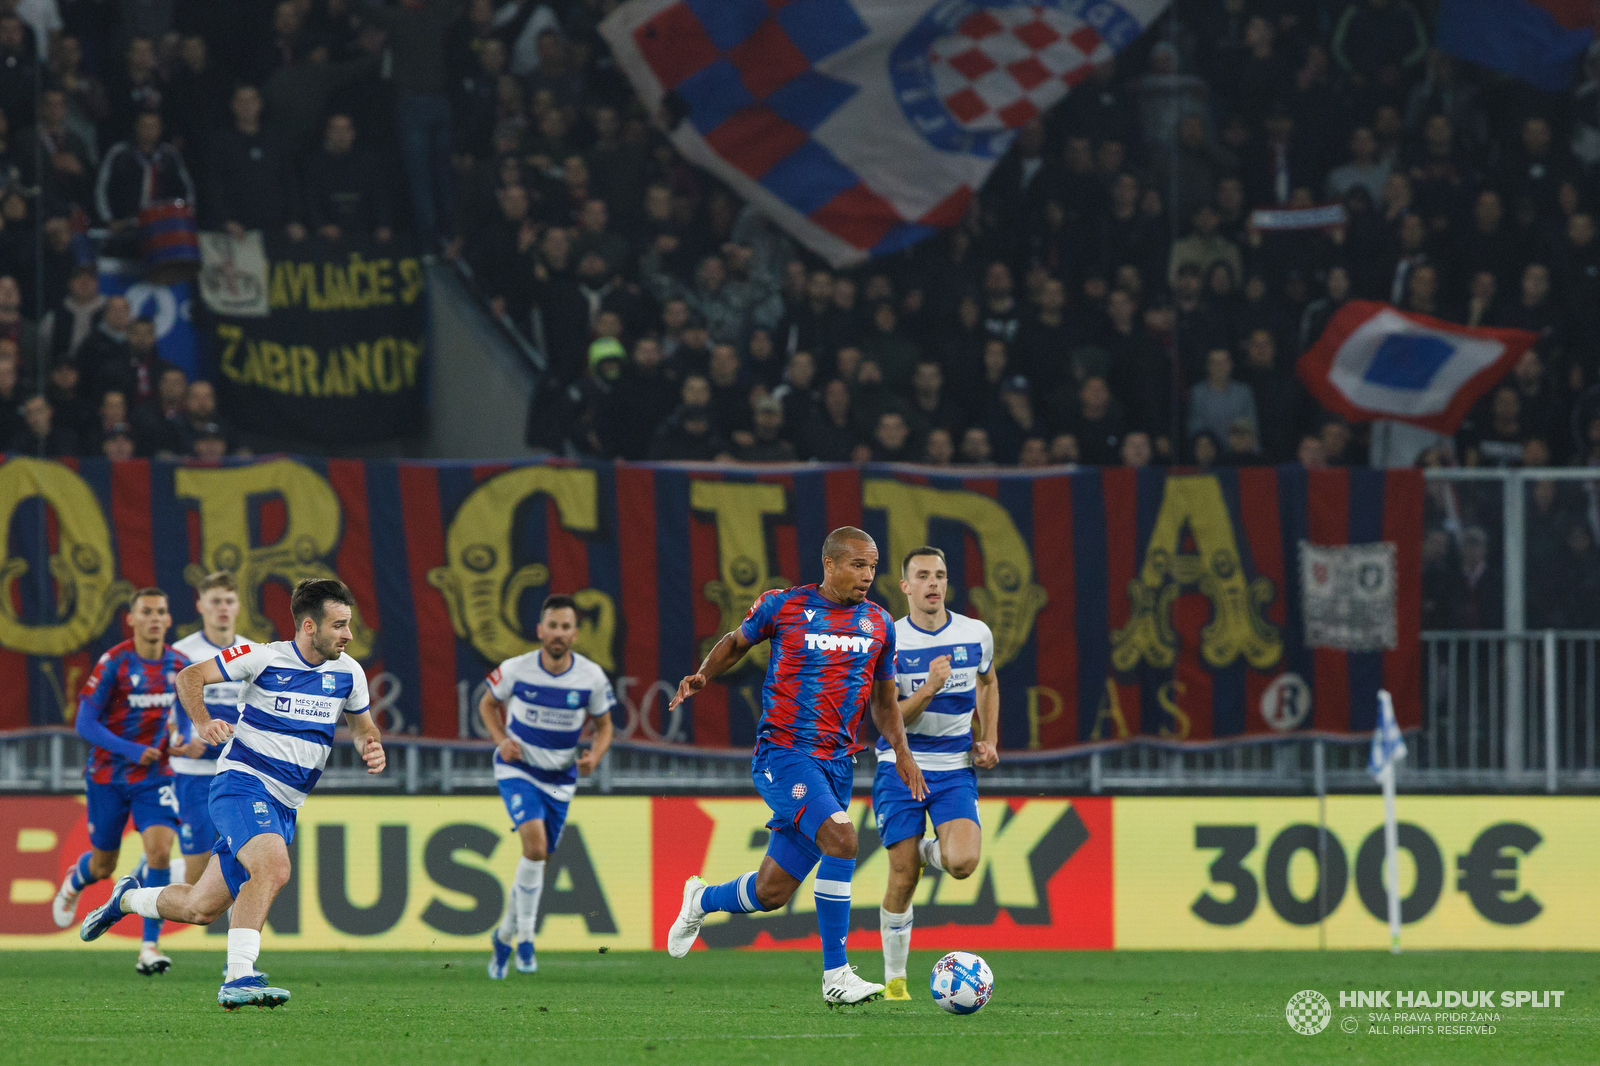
[873,677,927,801]
[897,654,952,728]
[668,627,756,709]
[175,658,233,747]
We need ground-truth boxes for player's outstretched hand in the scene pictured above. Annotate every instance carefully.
[198,719,233,746]
[973,740,999,769]
[668,672,706,710]
[138,746,162,765]
[497,736,521,763]
[896,750,927,801]
[361,737,386,774]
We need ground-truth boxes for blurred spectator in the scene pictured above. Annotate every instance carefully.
[95,111,195,228]
[648,402,727,462]
[132,364,189,456]
[1188,348,1257,449]
[734,395,794,463]
[205,84,304,239]
[23,89,93,212]
[100,420,134,461]
[301,113,392,242]
[42,263,104,363]
[16,393,73,455]
[360,0,462,253]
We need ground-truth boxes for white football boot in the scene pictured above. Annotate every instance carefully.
[666,876,707,958]
[823,964,885,1005]
[51,876,81,928]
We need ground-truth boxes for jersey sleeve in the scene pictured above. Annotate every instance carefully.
[738,589,784,645]
[75,653,150,761]
[343,665,372,715]
[487,662,516,701]
[215,642,271,683]
[589,675,617,719]
[977,622,995,675]
[873,610,897,680]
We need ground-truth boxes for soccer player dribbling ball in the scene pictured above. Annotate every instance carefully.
[52,588,188,977]
[477,593,615,979]
[77,578,385,1010]
[875,547,998,1000]
[665,527,927,1006]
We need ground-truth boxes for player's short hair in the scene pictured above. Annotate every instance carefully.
[195,570,236,595]
[290,578,354,625]
[130,587,167,607]
[540,593,579,620]
[901,546,947,577]
[821,526,874,563]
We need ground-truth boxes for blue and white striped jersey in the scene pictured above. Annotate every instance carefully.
[169,630,252,776]
[488,650,615,803]
[212,640,371,808]
[877,611,994,772]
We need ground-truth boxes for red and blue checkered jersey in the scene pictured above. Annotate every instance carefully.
[738,585,896,759]
[79,640,189,785]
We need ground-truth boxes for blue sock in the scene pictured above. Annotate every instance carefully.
[141,866,170,943]
[68,851,96,891]
[815,856,854,971]
[698,872,761,914]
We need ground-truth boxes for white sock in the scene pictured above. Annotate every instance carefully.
[226,928,261,981]
[880,905,913,980]
[513,858,545,942]
[919,836,945,872]
[496,885,517,940]
[121,887,164,920]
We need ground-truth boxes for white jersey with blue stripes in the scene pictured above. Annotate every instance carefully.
[488,649,615,803]
[212,640,371,808]
[169,630,252,776]
[878,611,993,772]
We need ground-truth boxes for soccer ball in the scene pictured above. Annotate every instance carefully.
[929,951,993,1014]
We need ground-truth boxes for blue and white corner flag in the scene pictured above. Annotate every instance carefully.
[601,0,1169,267]
[1368,689,1407,779]
[1298,300,1537,434]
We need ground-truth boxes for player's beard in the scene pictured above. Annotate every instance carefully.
[310,630,345,661]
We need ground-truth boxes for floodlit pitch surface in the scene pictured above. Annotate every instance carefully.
[0,950,1592,1065]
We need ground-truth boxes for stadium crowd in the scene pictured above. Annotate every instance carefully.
[0,1,1589,623]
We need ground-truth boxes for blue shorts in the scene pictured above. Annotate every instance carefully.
[209,771,297,898]
[174,773,218,855]
[871,761,980,848]
[84,775,181,851]
[751,741,854,880]
[496,777,570,848]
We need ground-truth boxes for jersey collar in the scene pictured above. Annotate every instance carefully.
[906,611,953,636]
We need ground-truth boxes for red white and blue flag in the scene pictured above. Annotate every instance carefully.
[1296,300,1539,435]
[1437,0,1594,93]
[600,0,1168,266]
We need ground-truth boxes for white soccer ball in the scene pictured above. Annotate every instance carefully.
[929,951,993,1014]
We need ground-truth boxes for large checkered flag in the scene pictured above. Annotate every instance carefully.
[602,0,1169,267]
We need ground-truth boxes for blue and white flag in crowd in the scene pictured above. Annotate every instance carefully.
[98,260,200,377]
[1437,0,1593,93]
[1297,300,1538,435]
[1368,689,1407,779]
[601,0,1169,266]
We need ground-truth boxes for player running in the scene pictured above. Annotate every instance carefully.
[665,527,926,1006]
[52,588,188,976]
[78,578,385,1010]
[478,594,615,979]
[169,571,253,895]
[874,547,998,1000]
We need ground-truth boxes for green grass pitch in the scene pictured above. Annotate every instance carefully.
[0,950,1592,1065]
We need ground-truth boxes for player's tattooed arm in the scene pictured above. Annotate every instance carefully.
[873,677,927,801]
[346,710,386,774]
[478,690,523,763]
[971,667,1000,769]
[668,629,755,709]
[896,655,952,728]
[175,658,233,746]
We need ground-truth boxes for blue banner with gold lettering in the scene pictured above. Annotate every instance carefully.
[0,458,1421,750]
